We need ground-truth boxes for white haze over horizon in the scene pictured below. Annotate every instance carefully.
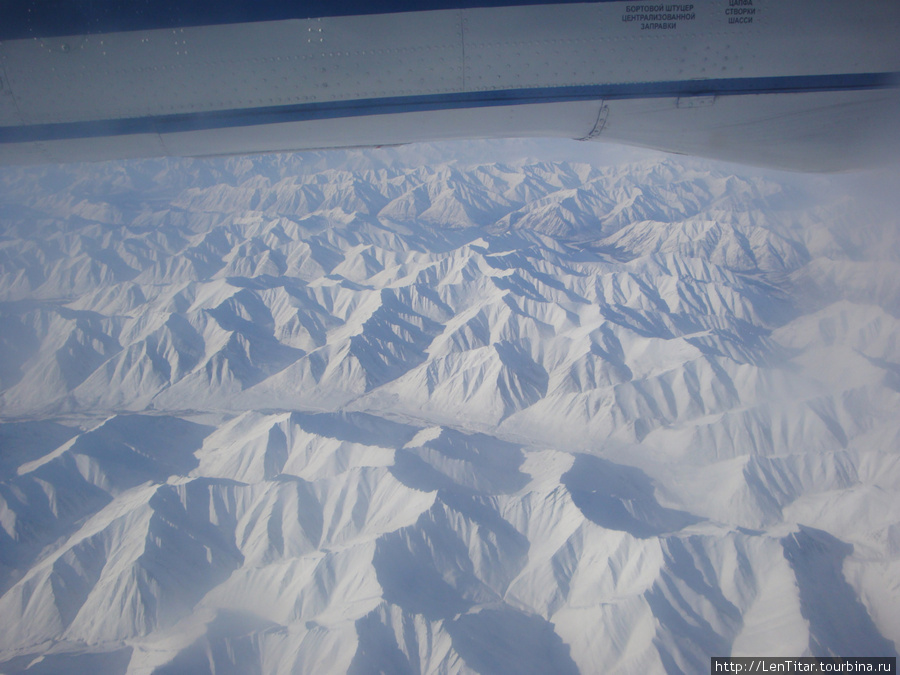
[0,139,898,674]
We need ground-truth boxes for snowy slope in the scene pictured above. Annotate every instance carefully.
[0,151,898,674]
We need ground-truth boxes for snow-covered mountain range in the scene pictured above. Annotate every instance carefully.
[0,148,898,674]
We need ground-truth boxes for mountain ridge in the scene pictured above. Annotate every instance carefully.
[0,152,898,673]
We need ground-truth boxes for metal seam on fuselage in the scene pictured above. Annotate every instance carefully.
[0,0,622,40]
[1,72,898,144]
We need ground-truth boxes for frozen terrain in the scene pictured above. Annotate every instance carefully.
[0,146,898,674]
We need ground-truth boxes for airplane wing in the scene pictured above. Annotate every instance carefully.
[0,0,898,170]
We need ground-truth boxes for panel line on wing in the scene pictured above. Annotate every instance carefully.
[1,71,898,145]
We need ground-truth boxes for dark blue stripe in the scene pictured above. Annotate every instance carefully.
[0,0,616,40]
[2,72,898,145]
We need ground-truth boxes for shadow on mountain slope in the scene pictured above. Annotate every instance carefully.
[562,454,700,539]
[782,526,897,658]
